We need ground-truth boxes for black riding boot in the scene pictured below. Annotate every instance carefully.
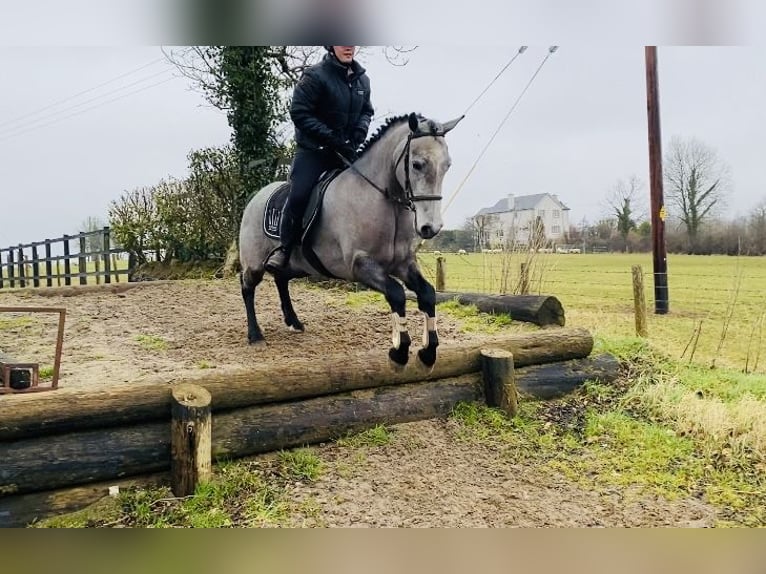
[265,209,297,272]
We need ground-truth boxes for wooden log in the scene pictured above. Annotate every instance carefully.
[514,354,621,399]
[171,384,212,497]
[0,354,620,519]
[480,349,518,417]
[406,291,565,327]
[0,472,168,528]
[0,328,593,441]
[0,375,482,496]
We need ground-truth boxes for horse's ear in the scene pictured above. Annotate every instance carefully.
[408,112,419,132]
[441,115,465,134]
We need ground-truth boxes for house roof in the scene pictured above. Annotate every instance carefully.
[475,193,570,216]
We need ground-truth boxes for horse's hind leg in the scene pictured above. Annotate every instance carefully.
[274,273,305,332]
[241,267,265,344]
[353,255,410,367]
[397,261,439,368]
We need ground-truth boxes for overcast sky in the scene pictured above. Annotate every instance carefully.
[1,45,765,247]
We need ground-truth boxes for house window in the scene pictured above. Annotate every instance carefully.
[552,225,561,234]
[553,209,560,218]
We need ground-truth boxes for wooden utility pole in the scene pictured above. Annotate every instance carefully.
[645,46,669,314]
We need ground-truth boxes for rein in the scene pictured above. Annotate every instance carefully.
[334,129,445,211]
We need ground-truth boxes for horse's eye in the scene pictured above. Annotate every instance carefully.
[412,160,425,171]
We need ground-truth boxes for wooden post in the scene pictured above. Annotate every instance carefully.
[171,384,212,497]
[632,265,648,337]
[112,255,120,283]
[45,242,53,288]
[519,263,530,295]
[78,235,87,286]
[8,250,15,288]
[31,246,40,288]
[63,235,71,286]
[480,349,518,417]
[103,227,111,284]
[0,249,4,289]
[17,247,25,288]
[435,256,446,291]
[645,46,669,314]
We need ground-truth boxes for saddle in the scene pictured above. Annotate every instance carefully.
[262,169,342,275]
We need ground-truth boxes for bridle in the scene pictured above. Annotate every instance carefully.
[335,129,446,211]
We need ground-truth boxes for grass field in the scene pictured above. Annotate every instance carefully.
[417,252,766,374]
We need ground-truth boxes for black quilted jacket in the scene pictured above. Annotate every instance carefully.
[290,53,374,151]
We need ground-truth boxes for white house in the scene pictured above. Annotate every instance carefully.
[474,193,571,248]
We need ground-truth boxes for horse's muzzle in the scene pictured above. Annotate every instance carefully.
[419,224,438,239]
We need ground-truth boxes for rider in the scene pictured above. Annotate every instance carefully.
[265,45,374,272]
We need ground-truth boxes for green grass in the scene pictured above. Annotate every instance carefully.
[0,316,34,331]
[134,334,168,352]
[446,339,766,526]
[418,252,766,373]
[437,299,513,333]
[336,424,392,448]
[276,448,323,481]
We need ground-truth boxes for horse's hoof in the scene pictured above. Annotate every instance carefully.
[388,357,407,372]
[388,346,410,367]
[287,319,305,332]
[417,347,437,369]
[248,336,266,346]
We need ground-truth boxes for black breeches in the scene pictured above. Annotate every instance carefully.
[284,148,340,220]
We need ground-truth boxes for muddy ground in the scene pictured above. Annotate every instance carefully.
[0,278,717,527]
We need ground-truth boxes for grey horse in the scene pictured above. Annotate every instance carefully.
[238,112,464,367]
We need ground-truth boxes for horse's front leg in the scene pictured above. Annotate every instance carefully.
[352,255,410,367]
[397,261,438,368]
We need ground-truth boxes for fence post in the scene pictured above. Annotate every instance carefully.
[632,265,648,338]
[480,349,518,417]
[45,241,53,288]
[17,247,25,289]
[8,250,15,288]
[63,235,71,286]
[31,245,40,288]
[112,255,120,283]
[435,256,446,291]
[0,249,4,289]
[171,384,212,497]
[78,235,87,286]
[103,227,111,284]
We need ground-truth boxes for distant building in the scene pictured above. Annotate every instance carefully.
[474,193,571,248]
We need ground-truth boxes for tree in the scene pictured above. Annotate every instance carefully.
[79,216,106,260]
[606,175,643,252]
[466,214,497,250]
[664,136,730,253]
[748,199,766,255]
[530,216,546,248]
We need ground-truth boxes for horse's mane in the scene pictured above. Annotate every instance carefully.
[357,113,424,158]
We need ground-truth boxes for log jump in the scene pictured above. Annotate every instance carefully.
[0,328,619,527]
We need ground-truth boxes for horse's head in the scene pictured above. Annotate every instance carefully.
[393,113,464,239]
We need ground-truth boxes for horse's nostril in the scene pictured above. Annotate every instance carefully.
[421,225,434,238]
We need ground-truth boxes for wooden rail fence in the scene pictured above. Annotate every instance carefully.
[0,227,128,289]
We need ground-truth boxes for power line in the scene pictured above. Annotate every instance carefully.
[463,46,528,117]
[0,57,167,130]
[0,76,179,144]
[0,68,176,139]
[442,46,559,217]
